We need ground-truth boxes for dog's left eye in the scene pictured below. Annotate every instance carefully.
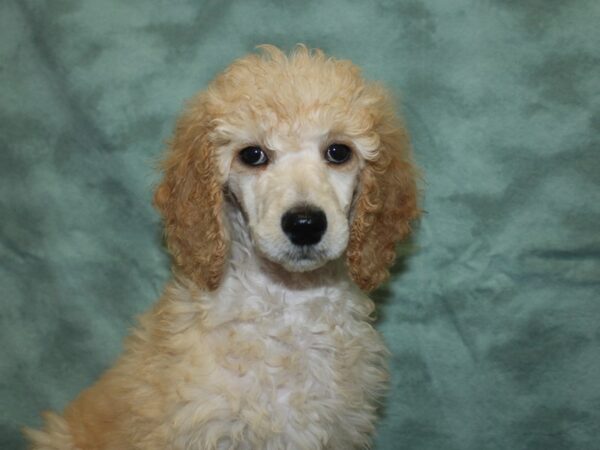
[325,143,352,164]
[239,146,268,166]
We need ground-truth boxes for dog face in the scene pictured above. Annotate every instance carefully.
[154,45,419,291]
[221,123,368,272]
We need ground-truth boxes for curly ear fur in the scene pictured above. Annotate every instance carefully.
[154,97,229,291]
[346,117,419,292]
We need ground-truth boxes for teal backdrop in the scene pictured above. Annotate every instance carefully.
[1,0,599,449]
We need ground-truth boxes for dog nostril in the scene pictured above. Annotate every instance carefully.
[281,207,327,246]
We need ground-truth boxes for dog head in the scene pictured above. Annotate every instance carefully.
[154,45,419,292]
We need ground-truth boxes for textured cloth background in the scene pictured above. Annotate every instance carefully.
[1,0,599,449]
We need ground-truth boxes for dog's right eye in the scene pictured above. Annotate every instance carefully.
[239,146,269,166]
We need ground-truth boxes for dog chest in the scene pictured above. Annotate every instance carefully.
[168,284,388,449]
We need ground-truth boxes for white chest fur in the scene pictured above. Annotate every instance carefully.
[160,266,388,450]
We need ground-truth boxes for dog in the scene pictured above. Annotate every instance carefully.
[25,45,419,450]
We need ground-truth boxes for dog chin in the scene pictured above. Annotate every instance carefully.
[280,256,328,273]
[260,247,331,273]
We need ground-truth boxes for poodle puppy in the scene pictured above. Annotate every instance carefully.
[25,45,419,450]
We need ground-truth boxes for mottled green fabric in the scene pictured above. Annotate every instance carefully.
[1,0,599,449]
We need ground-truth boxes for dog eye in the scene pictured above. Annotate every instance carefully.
[325,143,352,164]
[239,146,268,166]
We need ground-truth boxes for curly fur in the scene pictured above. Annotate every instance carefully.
[154,103,229,291]
[347,123,419,291]
[25,45,419,450]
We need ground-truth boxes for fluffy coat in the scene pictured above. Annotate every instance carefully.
[25,45,419,450]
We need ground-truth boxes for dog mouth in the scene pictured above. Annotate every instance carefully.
[273,242,335,272]
[253,240,330,272]
[285,245,326,262]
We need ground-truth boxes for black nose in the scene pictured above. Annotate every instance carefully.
[281,207,327,246]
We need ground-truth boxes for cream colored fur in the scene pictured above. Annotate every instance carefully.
[25,45,419,450]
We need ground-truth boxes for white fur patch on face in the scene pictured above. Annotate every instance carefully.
[223,129,361,273]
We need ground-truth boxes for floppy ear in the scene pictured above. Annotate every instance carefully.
[346,121,420,292]
[154,99,229,291]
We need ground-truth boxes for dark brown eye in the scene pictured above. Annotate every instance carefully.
[239,146,268,166]
[325,143,352,164]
